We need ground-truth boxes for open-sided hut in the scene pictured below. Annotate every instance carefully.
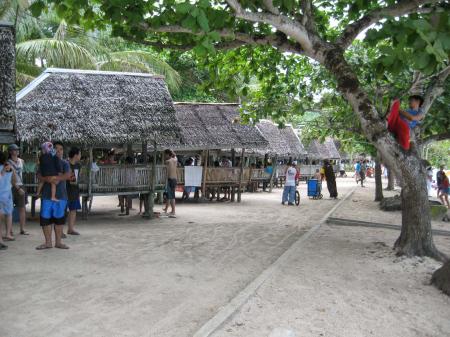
[172,102,268,201]
[253,120,307,186]
[16,68,180,217]
[0,23,16,143]
[324,137,341,160]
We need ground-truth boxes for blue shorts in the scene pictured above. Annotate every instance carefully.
[40,199,67,226]
[67,199,81,211]
[0,192,13,216]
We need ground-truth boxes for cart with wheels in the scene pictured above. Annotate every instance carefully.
[307,179,323,199]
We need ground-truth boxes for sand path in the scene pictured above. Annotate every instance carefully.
[0,181,352,337]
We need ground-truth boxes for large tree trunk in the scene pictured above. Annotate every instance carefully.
[432,261,450,296]
[321,47,441,259]
[374,157,383,202]
[394,154,443,259]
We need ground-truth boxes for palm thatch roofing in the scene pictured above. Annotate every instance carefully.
[253,120,307,158]
[306,138,341,160]
[0,23,16,143]
[172,102,268,151]
[15,68,180,145]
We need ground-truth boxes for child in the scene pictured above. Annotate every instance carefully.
[36,142,62,201]
[439,173,449,209]
[399,95,424,129]
[387,95,424,150]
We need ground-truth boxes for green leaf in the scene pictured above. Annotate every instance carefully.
[414,52,430,69]
[175,2,191,14]
[197,10,209,32]
[29,0,45,17]
[181,15,197,30]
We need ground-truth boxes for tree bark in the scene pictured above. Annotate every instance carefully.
[393,155,444,260]
[386,164,395,190]
[374,157,383,202]
[432,260,450,296]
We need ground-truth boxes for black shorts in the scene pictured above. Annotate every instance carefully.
[166,178,177,200]
[12,186,26,208]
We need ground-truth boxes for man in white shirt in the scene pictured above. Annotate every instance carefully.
[282,161,298,205]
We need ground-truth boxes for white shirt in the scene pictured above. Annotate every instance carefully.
[285,167,297,186]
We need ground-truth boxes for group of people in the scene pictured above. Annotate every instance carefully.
[354,160,369,187]
[281,159,338,205]
[0,142,82,251]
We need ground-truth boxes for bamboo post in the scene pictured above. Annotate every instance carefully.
[237,148,245,202]
[83,147,93,220]
[269,155,277,192]
[146,140,157,219]
[201,149,209,200]
[142,141,148,164]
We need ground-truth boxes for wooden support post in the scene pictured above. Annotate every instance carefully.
[86,147,93,219]
[237,148,245,202]
[142,141,148,164]
[146,140,157,219]
[231,148,236,166]
[269,155,278,193]
[201,150,209,200]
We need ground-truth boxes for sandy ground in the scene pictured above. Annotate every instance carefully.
[212,180,450,337]
[0,181,352,337]
[332,178,450,232]
[2,178,449,337]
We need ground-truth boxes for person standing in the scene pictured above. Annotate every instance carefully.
[163,149,177,218]
[7,144,28,235]
[426,165,434,197]
[359,160,367,187]
[436,165,445,199]
[282,161,297,205]
[66,147,81,235]
[439,172,449,208]
[354,160,361,184]
[0,152,15,243]
[323,159,338,199]
[36,141,71,250]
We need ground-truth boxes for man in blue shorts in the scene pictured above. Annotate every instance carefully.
[36,141,71,250]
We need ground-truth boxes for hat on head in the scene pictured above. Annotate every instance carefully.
[7,144,19,152]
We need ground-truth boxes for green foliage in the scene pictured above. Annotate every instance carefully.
[425,140,450,168]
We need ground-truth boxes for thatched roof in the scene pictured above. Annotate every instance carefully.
[16,68,179,145]
[172,102,268,151]
[0,23,16,143]
[254,120,306,158]
[306,138,341,160]
[324,137,341,159]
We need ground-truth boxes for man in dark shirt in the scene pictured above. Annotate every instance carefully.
[36,141,71,250]
[66,147,82,236]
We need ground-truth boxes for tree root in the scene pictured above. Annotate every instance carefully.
[432,261,450,296]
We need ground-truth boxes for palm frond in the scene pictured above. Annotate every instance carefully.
[108,51,181,92]
[16,71,35,91]
[16,38,96,68]
[16,61,43,77]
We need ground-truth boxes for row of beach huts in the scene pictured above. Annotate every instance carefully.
[0,24,343,217]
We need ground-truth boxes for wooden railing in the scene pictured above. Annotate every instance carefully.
[22,164,168,195]
[249,168,271,181]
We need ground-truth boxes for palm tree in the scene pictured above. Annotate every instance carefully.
[8,4,181,92]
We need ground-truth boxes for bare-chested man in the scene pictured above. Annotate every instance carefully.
[163,149,177,217]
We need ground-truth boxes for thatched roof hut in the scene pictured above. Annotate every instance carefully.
[254,120,306,158]
[324,137,341,159]
[307,138,341,160]
[0,23,16,143]
[16,68,179,145]
[173,102,268,151]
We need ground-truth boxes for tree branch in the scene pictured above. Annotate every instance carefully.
[140,24,304,53]
[421,131,450,145]
[224,0,315,55]
[336,0,443,49]
[262,0,279,15]
[422,65,450,113]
